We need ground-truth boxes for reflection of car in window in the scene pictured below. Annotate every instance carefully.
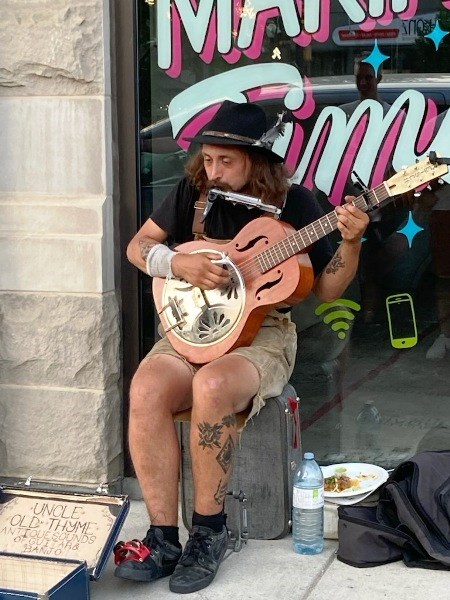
[139,124,189,219]
[139,74,450,391]
[140,74,450,220]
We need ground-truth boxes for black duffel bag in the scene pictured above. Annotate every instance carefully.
[337,450,450,570]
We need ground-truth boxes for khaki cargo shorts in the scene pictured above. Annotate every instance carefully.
[144,310,297,427]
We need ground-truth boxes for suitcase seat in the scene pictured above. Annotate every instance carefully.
[176,383,301,546]
[173,407,250,429]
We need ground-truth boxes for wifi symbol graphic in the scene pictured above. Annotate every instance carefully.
[315,299,361,339]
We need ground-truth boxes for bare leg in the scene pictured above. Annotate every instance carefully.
[128,353,194,525]
[190,354,260,515]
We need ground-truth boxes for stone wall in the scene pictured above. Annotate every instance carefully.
[0,1,122,485]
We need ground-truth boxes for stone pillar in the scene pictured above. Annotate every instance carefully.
[0,1,122,485]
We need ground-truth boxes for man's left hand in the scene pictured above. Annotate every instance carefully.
[335,196,369,244]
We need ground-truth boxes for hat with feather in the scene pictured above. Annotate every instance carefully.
[187,100,286,163]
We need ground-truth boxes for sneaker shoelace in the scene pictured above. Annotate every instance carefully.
[183,530,212,561]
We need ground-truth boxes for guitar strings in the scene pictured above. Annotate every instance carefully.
[233,184,386,280]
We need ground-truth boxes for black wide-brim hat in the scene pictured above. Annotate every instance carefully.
[186,100,285,163]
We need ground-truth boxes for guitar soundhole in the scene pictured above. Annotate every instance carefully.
[255,272,284,300]
[225,282,239,300]
[198,310,231,341]
[235,235,268,252]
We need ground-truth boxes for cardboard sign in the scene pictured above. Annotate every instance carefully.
[0,488,125,570]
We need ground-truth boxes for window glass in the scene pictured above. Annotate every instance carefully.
[137,0,450,467]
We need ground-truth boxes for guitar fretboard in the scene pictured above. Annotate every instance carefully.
[256,182,389,273]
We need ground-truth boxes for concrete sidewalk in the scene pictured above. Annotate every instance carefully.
[90,499,448,600]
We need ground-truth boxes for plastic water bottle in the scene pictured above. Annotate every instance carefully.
[292,452,324,554]
[356,400,381,453]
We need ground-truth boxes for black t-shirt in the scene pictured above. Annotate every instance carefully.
[151,177,333,277]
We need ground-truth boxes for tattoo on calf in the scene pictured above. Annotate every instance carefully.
[325,248,345,275]
[214,480,228,505]
[198,421,223,449]
[216,435,235,473]
[222,413,237,428]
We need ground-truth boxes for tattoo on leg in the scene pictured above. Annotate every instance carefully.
[149,509,168,522]
[198,421,223,450]
[214,480,228,505]
[222,413,237,428]
[216,435,235,473]
[325,248,345,275]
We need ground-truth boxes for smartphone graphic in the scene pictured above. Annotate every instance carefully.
[385,293,418,349]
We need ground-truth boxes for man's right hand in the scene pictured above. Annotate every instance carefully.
[171,252,230,290]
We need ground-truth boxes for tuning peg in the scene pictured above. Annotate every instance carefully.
[427,185,432,190]
[414,190,421,197]
[438,178,445,184]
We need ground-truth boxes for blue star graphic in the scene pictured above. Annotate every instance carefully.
[425,20,449,51]
[362,40,390,76]
[397,212,424,248]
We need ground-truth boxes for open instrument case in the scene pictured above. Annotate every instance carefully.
[0,480,129,599]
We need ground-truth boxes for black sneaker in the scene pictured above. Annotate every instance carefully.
[169,525,228,594]
[114,527,182,582]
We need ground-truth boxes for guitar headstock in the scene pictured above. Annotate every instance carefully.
[385,154,449,198]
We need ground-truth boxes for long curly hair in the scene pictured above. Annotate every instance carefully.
[185,147,290,209]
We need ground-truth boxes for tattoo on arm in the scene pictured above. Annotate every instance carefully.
[198,422,223,449]
[139,239,158,261]
[216,435,235,473]
[214,479,228,505]
[325,248,345,275]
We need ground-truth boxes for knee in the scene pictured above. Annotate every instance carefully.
[129,369,159,419]
[192,370,230,412]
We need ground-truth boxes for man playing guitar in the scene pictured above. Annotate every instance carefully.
[115,100,369,594]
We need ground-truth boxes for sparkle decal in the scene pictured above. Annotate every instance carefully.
[272,47,282,60]
[424,20,449,51]
[362,40,390,76]
[397,212,424,248]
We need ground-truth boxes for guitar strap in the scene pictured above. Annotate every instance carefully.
[193,194,207,240]
[193,193,231,243]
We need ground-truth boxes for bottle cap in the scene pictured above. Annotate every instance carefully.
[304,452,314,459]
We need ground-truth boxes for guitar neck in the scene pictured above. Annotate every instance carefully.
[257,182,389,272]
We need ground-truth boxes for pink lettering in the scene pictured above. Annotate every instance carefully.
[242,8,281,60]
[301,120,332,193]
[163,2,183,78]
[332,118,370,204]
[158,1,421,76]
[370,113,404,186]
[415,99,439,155]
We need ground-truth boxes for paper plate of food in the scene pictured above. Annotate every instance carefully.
[322,463,389,498]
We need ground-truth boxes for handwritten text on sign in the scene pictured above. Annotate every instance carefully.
[0,494,117,567]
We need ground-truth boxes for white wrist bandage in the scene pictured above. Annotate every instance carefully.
[145,244,176,278]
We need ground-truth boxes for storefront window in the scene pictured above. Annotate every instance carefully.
[136,0,450,467]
